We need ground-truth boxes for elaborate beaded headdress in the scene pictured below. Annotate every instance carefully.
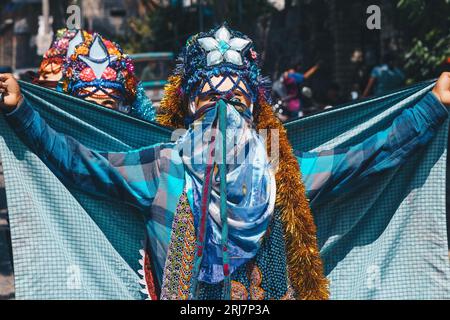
[62,34,155,121]
[38,28,91,79]
[175,23,271,105]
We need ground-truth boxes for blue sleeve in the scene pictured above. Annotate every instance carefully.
[290,72,305,85]
[370,66,380,78]
[298,92,448,208]
[5,98,163,210]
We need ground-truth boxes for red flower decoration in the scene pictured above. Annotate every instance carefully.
[103,40,114,49]
[102,67,117,81]
[79,67,96,82]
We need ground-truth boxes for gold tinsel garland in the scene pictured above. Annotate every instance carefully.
[157,76,329,299]
[157,75,187,128]
[255,97,329,300]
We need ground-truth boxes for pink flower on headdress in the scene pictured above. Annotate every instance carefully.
[102,67,117,81]
[125,59,135,74]
[250,48,258,60]
[79,67,96,82]
[58,38,70,50]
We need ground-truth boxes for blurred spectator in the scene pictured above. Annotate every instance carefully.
[281,61,320,119]
[349,49,370,100]
[363,52,405,97]
[140,61,161,81]
[322,82,345,109]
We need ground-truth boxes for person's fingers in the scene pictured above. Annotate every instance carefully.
[0,74,16,87]
[0,81,8,93]
[0,73,11,81]
[438,72,450,83]
[437,74,450,93]
[432,72,450,107]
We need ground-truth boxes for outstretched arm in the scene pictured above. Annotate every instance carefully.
[0,74,177,211]
[298,73,450,208]
[362,76,376,97]
[303,63,320,80]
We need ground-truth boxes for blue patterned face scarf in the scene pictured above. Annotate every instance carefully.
[176,99,276,287]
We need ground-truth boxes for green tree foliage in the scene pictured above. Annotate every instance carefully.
[397,0,450,81]
[119,0,274,54]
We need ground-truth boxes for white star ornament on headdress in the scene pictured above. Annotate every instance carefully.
[198,26,251,67]
[66,30,85,59]
[79,35,117,79]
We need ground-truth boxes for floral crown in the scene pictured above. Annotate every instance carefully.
[175,23,271,104]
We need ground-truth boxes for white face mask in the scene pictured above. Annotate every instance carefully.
[182,99,256,167]
[188,98,254,117]
[176,99,276,284]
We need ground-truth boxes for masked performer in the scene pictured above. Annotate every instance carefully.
[0,28,87,300]
[32,28,154,122]
[61,33,155,121]
[32,28,91,88]
[0,30,154,300]
[1,25,449,300]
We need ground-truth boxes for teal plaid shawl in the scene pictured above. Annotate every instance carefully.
[1,81,449,299]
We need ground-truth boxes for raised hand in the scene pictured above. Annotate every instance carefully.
[432,72,450,107]
[0,73,22,113]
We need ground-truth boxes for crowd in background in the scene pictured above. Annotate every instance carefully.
[272,50,408,122]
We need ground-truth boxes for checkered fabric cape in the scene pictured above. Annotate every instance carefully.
[0,80,448,299]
